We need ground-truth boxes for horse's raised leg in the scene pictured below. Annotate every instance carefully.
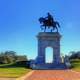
[51,26,55,32]
[56,27,58,32]
[44,26,46,32]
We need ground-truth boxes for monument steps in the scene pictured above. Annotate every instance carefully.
[33,63,67,70]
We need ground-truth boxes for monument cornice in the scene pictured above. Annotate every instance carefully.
[37,32,61,41]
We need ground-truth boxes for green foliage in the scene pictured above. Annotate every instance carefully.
[16,55,27,62]
[0,51,27,64]
[70,59,80,63]
[0,51,31,78]
[70,59,80,71]
[69,51,80,59]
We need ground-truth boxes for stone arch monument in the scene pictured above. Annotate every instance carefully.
[37,32,61,64]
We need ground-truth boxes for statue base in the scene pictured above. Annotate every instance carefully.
[30,63,67,70]
[30,32,68,69]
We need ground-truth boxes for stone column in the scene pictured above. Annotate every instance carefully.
[53,46,61,63]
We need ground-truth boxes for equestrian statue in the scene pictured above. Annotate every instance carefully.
[39,12,60,32]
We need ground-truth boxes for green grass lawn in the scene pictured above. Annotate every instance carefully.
[0,67,31,78]
[71,59,80,72]
[0,63,31,78]
[71,63,80,71]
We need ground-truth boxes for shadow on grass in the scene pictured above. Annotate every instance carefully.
[0,61,30,68]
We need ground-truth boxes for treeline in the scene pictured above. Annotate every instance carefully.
[0,51,27,64]
[69,51,80,60]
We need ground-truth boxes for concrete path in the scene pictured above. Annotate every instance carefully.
[17,70,80,80]
[0,78,16,80]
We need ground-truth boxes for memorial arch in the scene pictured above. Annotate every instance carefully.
[30,32,69,69]
[30,13,70,69]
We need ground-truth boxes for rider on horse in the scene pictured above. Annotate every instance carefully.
[39,12,60,32]
[45,12,54,25]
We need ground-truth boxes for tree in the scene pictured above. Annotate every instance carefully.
[69,51,80,59]
[0,51,28,64]
[0,51,16,64]
[16,55,27,62]
[4,51,17,63]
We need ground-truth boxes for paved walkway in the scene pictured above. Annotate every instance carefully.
[17,70,80,80]
[0,78,16,80]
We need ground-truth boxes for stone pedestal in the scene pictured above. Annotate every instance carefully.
[37,32,61,64]
[30,32,67,69]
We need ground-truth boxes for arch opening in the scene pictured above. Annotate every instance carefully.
[45,47,53,63]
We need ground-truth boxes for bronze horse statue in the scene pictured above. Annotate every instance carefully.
[39,14,60,32]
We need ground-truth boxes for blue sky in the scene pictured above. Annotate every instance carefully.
[0,0,80,59]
